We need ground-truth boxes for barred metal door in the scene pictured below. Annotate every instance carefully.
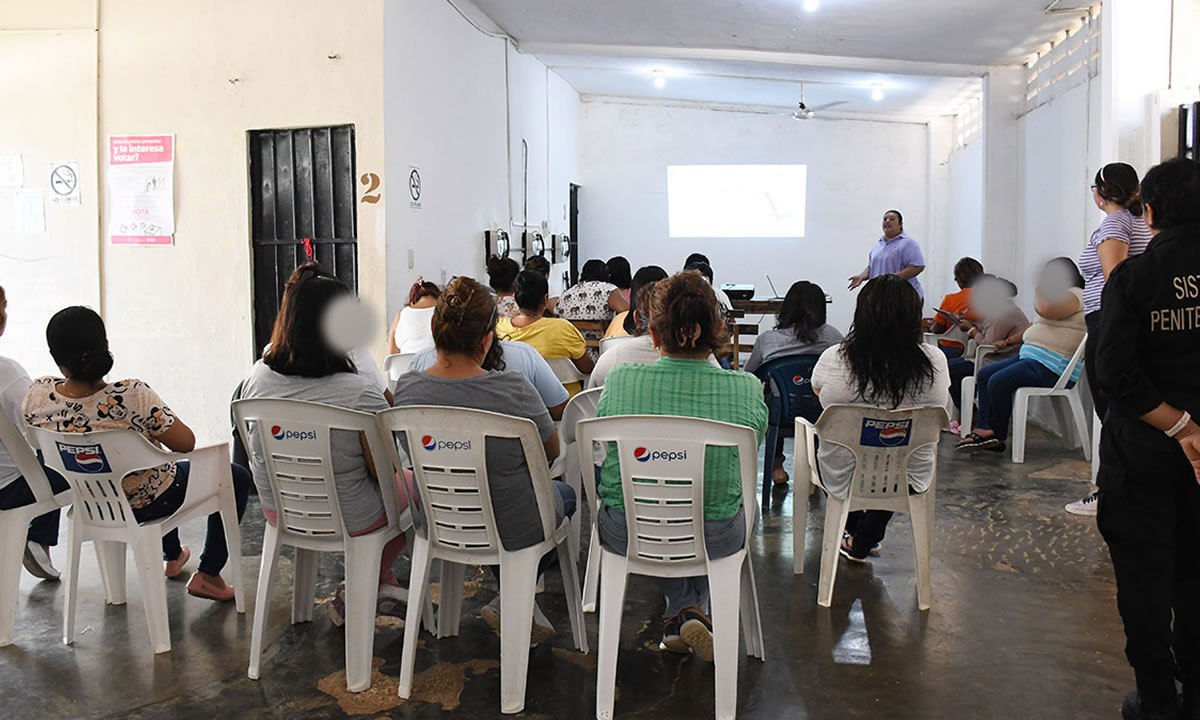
[248,125,358,355]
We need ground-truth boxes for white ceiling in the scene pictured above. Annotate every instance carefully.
[464,0,1093,119]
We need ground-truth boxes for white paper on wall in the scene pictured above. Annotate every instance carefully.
[14,189,45,234]
[0,155,22,188]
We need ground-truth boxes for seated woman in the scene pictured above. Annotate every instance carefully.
[595,270,767,661]
[24,307,251,601]
[387,277,439,355]
[393,276,574,644]
[604,265,668,339]
[524,255,559,313]
[945,275,1030,419]
[487,255,521,319]
[811,275,949,562]
[556,259,629,357]
[958,258,1086,453]
[743,280,844,485]
[607,255,633,305]
[922,257,984,358]
[498,271,594,396]
[238,264,406,623]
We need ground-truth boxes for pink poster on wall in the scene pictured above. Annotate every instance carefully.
[107,134,175,246]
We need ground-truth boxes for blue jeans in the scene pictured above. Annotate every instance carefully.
[0,466,70,547]
[597,504,746,618]
[974,356,1064,441]
[133,461,252,576]
[947,357,975,410]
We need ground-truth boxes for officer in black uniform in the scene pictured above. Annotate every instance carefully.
[1096,157,1200,720]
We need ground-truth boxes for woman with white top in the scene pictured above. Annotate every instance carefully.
[1066,163,1153,516]
[387,278,439,355]
[811,275,949,561]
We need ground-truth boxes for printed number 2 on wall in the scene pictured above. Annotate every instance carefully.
[360,173,381,204]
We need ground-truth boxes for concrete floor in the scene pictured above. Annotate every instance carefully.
[2,427,1132,719]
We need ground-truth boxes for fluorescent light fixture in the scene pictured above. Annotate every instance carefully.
[653,74,667,89]
[871,85,885,101]
[803,0,820,11]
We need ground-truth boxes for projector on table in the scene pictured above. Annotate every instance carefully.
[720,284,755,301]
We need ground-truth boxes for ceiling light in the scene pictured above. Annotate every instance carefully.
[871,86,885,102]
[803,0,820,11]
[649,69,667,89]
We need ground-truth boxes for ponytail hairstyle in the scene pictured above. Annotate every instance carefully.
[649,270,728,355]
[486,255,521,293]
[407,277,440,306]
[264,262,356,377]
[839,275,934,409]
[432,276,504,369]
[46,306,115,383]
[1094,162,1144,217]
[630,280,660,336]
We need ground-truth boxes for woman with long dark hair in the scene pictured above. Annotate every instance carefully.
[24,307,252,601]
[812,275,949,561]
[497,270,594,395]
[487,255,521,319]
[238,262,407,624]
[606,256,633,303]
[1066,162,1153,516]
[605,265,669,339]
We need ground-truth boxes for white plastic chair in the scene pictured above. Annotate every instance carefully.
[546,388,602,611]
[28,428,244,654]
[792,405,948,610]
[233,398,429,693]
[923,324,970,351]
[378,405,587,715]
[1011,335,1090,463]
[599,336,636,356]
[577,415,764,720]
[383,353,417,384]
[0,413,74,646]
[957,343,997,437]
[548,357,589,388]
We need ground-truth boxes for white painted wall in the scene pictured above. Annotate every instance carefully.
[946,139,985,279]
[579,100,930,333]
[383,0,582,317]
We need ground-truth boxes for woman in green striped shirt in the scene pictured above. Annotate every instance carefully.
[595,270,767,661]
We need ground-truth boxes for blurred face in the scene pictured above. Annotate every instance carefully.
[882,212,902,237]
[1038,262,1075,299]
[972,277,1010,320]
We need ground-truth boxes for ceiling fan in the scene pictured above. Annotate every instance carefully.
[788,82,849,120]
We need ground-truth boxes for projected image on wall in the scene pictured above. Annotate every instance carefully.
[668,164,808,238]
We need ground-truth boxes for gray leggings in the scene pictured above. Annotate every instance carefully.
[597,505,746,618]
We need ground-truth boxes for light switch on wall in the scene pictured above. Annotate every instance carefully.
[407,249,415,269]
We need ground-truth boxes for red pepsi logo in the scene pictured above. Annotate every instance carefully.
[270,426,316,441]
[56,442,112,474]
[632,447,687,462]
[792,375,809,386]
[860,418,912,448]
[421,435,437,451]
[879,427,908,445]
[633,447,650,462]
[271,425,284,440]
[421,436,471,451]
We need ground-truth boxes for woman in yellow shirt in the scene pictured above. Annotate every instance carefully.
[497,270,594,395]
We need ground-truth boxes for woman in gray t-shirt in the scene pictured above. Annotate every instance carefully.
[393,275,573,645]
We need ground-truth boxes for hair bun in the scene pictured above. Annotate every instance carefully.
[75,350,114,382]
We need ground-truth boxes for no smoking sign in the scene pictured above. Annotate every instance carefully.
[48,161,81,206]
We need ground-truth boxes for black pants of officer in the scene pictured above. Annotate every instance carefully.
[1098,416,1200,707]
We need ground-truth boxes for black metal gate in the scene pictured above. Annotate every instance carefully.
[248,125,358,356]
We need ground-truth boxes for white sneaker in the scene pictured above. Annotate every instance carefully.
[1065,491,1099,517]
[23,542,60,581]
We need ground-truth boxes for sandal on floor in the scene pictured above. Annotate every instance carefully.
[957,433,1000,451]
[838,537,869,564]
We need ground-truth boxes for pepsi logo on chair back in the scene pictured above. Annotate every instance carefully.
[792,375,810,386]
[56,441,112,474]
[633,446,687,463]
[860,418,912,448]
[421,435,471,452]
[270,425,317,442]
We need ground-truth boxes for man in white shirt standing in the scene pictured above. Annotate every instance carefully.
[0,286,65,580]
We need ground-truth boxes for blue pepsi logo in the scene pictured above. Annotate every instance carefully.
[270,425,316,441]
[633,447,687,463]
[57,442,112,474]
[792,375,809,386]
[421,435,471,452]
[860,418,912,448]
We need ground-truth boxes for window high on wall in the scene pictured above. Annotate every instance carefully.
[1024,5,1102,113]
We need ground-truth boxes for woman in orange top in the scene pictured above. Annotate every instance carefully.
[923,257,984,358]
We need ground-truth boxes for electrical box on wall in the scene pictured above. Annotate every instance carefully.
[552,233,576,283]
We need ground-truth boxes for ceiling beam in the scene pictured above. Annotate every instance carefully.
[517,42,989,79]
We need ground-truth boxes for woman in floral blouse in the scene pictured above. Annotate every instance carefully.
[24,307,251,602]
[556,259,629,357]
